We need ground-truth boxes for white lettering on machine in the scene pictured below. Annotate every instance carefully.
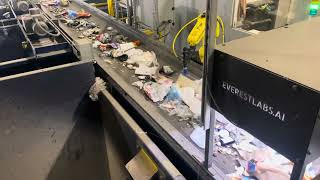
[222,81,286,122]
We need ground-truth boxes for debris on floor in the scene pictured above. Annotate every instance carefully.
[213,111,294,180]
[104,59,113,64]
[106,26,113,31]
[190,126,206,149]
[82,27,100,37]
[160,65,174,76]
[116,54,129,61]
[92,40,102,48]
[132,81,144,90]
[137,76,146,80]
[127,64,135,70]
[305,160,320,180]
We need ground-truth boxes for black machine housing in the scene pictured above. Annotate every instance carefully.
[210,17,320,179]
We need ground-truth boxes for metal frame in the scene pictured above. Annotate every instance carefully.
[4,1,73,61]
[125,0,132,26]
[0,4,37,60]
[203,0,217,169]
[131,0,138,29]
[99,89,186,180]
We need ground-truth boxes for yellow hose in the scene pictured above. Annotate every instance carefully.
[172,15,202,58]
[217,16,225,44]
[107,0,115,17]
[92,2,108,7]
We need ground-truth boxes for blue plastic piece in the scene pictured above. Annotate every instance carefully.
[68,10,78,19]
[247,160,256,174]
[165,85,181,102]
[182,67,189,76]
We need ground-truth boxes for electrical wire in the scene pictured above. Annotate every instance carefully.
[217,16,225,44]
[35,18,61,37]
[171,14,202,58]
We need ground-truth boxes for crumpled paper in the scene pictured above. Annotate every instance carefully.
[143,81,171,103]
[179,87,201,117]
[127,51,157,67]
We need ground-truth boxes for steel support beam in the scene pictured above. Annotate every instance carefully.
[203,0,218,169]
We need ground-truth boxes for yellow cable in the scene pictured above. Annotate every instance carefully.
[217,16,225,44]
[172,15,201,58]
[107,0,115,17]
[93,2,108,7]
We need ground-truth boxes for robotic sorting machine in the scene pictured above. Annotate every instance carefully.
[212,18,320,179]
[0,0,319,179]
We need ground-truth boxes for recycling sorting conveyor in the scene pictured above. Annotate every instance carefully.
[4,0,318,179]
[0,0,222,179]
[38,0,224,179]
[46,1,319,178]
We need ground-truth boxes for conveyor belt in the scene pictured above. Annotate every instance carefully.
[40,1,232,179]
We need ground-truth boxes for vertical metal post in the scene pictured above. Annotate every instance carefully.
[131,0,138,29]
[114,0,119,18]
[203,0,218,169]
[152,0,160,30]
[126,0,132,26]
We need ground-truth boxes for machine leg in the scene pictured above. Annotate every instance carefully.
[204,108,216,168]
[202,0,218,170]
